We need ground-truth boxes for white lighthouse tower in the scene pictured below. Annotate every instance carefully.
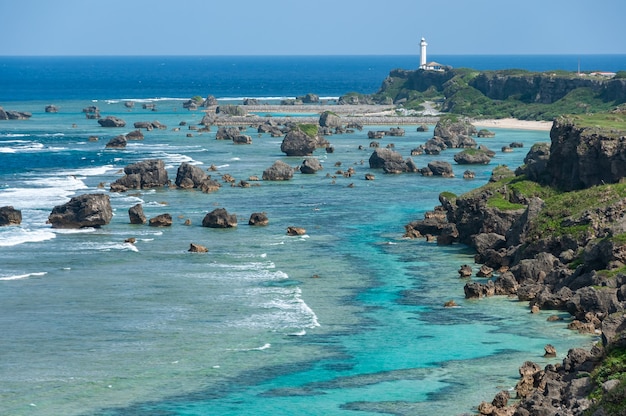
[419,37,428,69]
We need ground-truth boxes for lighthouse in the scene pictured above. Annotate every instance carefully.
[419,37,428,69]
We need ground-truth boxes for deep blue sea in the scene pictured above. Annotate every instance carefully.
[0,55,616,416]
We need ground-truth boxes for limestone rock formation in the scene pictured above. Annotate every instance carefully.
[98,116,126,127]
[0,206,22,226]
[110,159,169,192]
[128,203,146,224]
[149,214,173,227]
[202,208,237,228]
[262,160,294,181]
[248,212,269,226]
[48,193,112,228]
[105,135,127,149]
[300,158,323,174]
[189,243,208,252]
[453,149,492,164]
[281,129,317,156]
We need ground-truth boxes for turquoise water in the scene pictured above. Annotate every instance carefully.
[0,54,607,415]
[0,99,594,415]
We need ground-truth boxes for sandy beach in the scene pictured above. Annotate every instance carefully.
[473,118,553,131]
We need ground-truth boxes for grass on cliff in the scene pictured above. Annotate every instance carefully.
[528,182,626,240]
[585,346,626,416]
[564,112,626,132]
[297,123,319,138]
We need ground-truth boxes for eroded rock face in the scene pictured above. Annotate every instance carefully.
[248,212,269,226]
[202,208,237,228]
[128,203,146,224]
[300,158,323,174]
[281,130,317,156]
[149,213,172,227]
[98,116,126,127]
[262,160,294,181]
[110,159,169,192]
[547,117,626,190]
[48,193,112,228]
[0,206,22,226]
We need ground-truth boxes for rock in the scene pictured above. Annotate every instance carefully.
[444,300,458,307]
[248,212,269,226]
[188,243,208,253]
[262,160,294,181]
[369,148,404,169]
[491,390,510,408]
[515,361,542,398]
[124,237,136,244]
[510,141,524,148]
[98,116,126,127]
[105,135,127,148]
[433,117,477,142]
[299,93,320,103]
[175,162,209,189]
[128,203,146,224]
[514,142,550,182]
[202,208,237,228]
[426,161,454,177]
[110,159,169,192]
[216,105,247,116]
[0,107,32,120]
[242,98,259,105]
[463,170,475,179]
[134,121,154,131]
[300,158,323,174]
[453,149,492,164]
[45,105,59,113]
[477,129,495,137]
[319,111,342,128]
[203,95,218,107]
[125,129,144,140]
[149,213,172,227]
[281,129,317,156]
[233,134,252,144]
[416,124,429,132]
[477,264,494,278]
[215,127,240,140]
[0,206,22,226]
[365,173,375,180]
[48,193,112,229]
[458,264,473,278]
[544,344,557,357]
[287,226,306,236]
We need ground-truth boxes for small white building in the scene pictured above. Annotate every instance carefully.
[419,38,447,71]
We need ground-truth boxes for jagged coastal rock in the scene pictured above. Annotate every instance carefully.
[262,160,294,181]
[202,208,237,228]
[281,129,317,156]
[148,213,173,227]
[300,158,323,174]
[48,193,113,228]
[128,203,147,224]
[405,115,626,415]
[110,159,169,192]
[248,212,269,226]
[0,106,32,120]
[0,206,22,226]
[98,116,126,127]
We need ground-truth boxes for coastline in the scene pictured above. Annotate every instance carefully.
[472,118,553,131]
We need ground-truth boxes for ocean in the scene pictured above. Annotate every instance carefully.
[1,55,622,416]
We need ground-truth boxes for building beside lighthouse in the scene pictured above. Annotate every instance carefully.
[419,37,447,71]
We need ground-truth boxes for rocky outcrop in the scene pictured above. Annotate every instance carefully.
[105,135,127,149]
[48,193,112,228]
[546,116,626,191]
[128,203,146,224]
[0,107,32,120]
[453,149,492,165]
[248,212,269,226]
[300,158,323,174]
[149,213,172,227]
[174,162,221,192]
[98,116,126,127]
[110,159,169,192]
[189,243,208,252]
[0,206,22,226]
[216,127,241,140]
[281,129,317,156]
[202,208,237,228]
[319,111,342,128]
[262,160,294,181]
[404,117,626,415]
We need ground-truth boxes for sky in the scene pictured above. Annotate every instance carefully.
[0,0,624,56]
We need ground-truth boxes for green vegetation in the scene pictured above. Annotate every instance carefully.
[562,113,626,132]
[486,193,526,211]
[373,67,626,121]
[585,347,626,415]
[528,183,626,239]
[297,123,318,138]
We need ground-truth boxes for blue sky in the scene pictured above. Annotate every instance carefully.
[1,0,624,56]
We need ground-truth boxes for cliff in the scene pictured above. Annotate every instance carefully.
[369,68,626,120]
[404,114,626,415]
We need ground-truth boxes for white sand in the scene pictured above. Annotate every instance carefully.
[473,118,553,131]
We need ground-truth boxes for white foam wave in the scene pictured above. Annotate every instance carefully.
[0,228,56,247]
[0,175,89,209]
[52,227,96,235]
[228,343,271,352]
[229,157,241,161]
[0,134,30,138]
[74,241,139,252]
[0,272,47,281]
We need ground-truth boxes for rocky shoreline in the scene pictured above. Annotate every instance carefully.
[404,114,626,415]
